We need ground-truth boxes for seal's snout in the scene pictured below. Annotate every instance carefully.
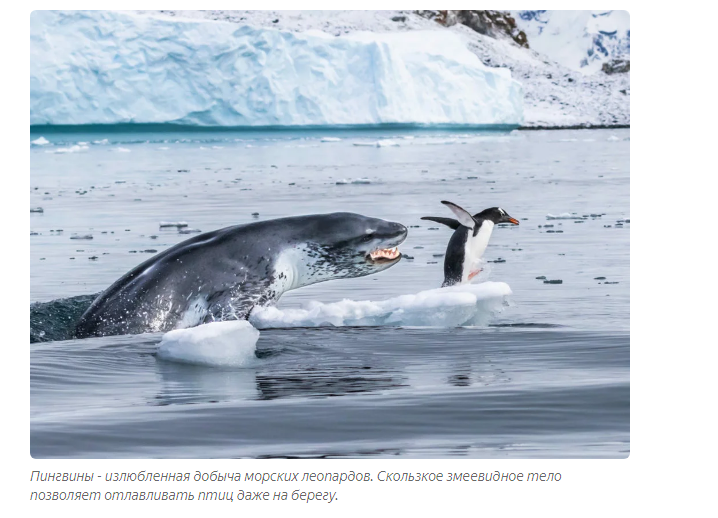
[367,220,407,265]
[391,222,408,239]
[376,221,407,241]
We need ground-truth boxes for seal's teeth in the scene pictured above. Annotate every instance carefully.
[369,246,401,261]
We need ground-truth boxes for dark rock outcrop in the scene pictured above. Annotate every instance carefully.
[417,10,529,48]
[602,58,630,74]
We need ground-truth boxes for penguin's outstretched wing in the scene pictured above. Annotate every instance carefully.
[441,201,480,235]
[420,216,460,230]
[441,201,477,229]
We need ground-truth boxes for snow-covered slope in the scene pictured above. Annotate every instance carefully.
[512,10,630,74]
[30,10,523,127]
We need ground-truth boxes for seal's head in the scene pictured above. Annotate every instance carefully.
[292,212,408,285]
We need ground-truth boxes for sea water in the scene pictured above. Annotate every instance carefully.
[30,127,629,458]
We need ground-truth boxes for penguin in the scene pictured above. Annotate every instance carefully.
[422,201,519,287]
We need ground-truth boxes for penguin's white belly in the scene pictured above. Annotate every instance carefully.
[462,221,494,282]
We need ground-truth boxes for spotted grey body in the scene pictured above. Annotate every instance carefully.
[74,213,407,338]
[422,201,519,287]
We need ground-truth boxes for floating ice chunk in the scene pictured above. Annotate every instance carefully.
[31,136,50,146]
[320,137,342,142]
[546,213,585,220]
[93,138,109,145]
[375,139,400,147]
[335,178,372,185]
[250,282,512,329]
[157,321,259,367]
[160,221,188,228]
[352,140,400,147]
[49,144,89,154]
[607,135,621,141]
[159,221,189,228]
[114,147,131,152]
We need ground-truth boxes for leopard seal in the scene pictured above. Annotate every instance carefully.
[74,212,407,338]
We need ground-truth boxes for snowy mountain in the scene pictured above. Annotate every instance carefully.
[512,10,630,74]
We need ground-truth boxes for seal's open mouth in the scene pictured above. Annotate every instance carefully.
[368,247,401,263]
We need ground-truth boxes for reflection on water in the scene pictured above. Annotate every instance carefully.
[152,359,259,406]
[255,368,407,401]
[31,328,629,459]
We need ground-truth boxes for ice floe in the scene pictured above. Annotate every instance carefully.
[157,320,259,367]
[31,136,50,146]
[250,282,512,329]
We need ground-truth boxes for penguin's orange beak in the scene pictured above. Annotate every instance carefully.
[508,217,520,225]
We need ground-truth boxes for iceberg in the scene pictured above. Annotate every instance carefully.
[30,11,523,127]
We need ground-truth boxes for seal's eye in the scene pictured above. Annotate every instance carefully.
[361,233,374,242]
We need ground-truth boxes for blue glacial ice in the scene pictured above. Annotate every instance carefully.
[30,10,523,127]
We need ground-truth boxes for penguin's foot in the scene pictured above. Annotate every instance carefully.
[468,269,482,280]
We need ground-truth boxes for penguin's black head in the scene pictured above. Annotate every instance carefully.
[475,207,519,226]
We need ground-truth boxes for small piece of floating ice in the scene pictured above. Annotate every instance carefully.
[157,320,259,367]
[546,213,586,220]
[49,144,89,154]
[335,178,372,185]
[159,221,189,229]
[250,281,512,329]
[31,136,50,146]
[353,140,400,147]
[320,137,342,142]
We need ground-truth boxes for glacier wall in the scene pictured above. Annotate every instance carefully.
[30,10,523,127]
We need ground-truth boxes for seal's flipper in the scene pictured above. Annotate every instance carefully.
[420,216,460,230]
[441,201,477,230]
